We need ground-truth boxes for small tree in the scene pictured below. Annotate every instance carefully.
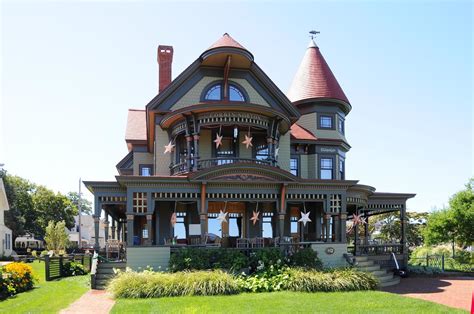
[44,220,70,254]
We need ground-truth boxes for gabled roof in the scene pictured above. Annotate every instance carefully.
[290,123,317,141]
[0,178,10,211]
[287,39,349,105]
[125,109,146,142]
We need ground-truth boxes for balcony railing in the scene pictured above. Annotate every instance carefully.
[170,158,272,176]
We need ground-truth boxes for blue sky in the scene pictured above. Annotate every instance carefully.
[1,1,472,212]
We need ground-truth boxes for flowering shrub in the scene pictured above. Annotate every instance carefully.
[1,262,36,298]
[62,261,87,277]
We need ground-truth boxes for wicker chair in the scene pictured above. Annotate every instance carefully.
[236,238,250,248]
[106,239,120,259]
[252,237,264,248]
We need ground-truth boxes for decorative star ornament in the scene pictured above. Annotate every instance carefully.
[214,133,223,149]
[275,147,280,158]
[217,210,228,225]
[348,214,367,232]
[164,141,175,154]
[298,211,312,227]
[170,213,177,227]
[250,210,260,225]
[242,134,253,149]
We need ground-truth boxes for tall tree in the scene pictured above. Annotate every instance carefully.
[66,192,92,215]
[370,212,428,247]
[423,178,474,250]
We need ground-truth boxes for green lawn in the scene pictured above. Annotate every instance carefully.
[0,260,90,314]
[111,291,465,314]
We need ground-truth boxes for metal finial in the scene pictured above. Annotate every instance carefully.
[309,30,320,40]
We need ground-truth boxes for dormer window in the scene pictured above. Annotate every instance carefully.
[203,82,246,102]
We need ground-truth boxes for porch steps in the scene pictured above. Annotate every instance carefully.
[93,261,126,290]
[353,256,400,288]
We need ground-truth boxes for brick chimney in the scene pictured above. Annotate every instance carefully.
[157,45,173,93]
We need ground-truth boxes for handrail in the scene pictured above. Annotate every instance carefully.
[356,244,403,255]
[170,157,273,176]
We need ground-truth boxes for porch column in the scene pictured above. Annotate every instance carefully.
[126,214,134,246]
[333,214,340,242]
[340,213,347,243]
[325,214,332,242]
[146,214,153,245]
[93,197,101,252]
[104,213,109,243]
[93,215,100,252]
[111,219,116,240]
[200,214,208,237]
[400,204,408,267]
[267,137,274,164]
[117,221,122,242]
[279,184,287,237]
[186,135,193,171]
[315,210,322,240]
[193,134,200,171]
[364,215,369,245]
[199,184,207,238]
[278,213,285,238]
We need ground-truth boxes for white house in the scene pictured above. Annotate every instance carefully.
[68,215,106,249]
[0,179,12,256]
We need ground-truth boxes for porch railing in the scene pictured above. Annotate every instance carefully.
[356,244,404,256]
[170,158,272,176]
[198,158,271,170]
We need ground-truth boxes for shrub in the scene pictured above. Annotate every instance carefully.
[288,247,323,270]
[108,269,239,298]
[284,268,378,292]
[407,265,442,275]
[248,248,284,273]
[236,266,289,293]
[169,248,248,272]
[2,262,36,296]
[62,261,87,276]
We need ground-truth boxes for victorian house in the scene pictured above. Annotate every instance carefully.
[84,33,414,270]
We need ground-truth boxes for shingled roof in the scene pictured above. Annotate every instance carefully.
[290,123,317,141]
[125,109,146,141]
[206,33,248,51]
[287,39,349,105]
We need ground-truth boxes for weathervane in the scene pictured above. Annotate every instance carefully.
[309,30,320,39]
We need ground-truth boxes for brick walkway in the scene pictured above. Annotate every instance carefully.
[60,290,115,314]
[382,276,474,311]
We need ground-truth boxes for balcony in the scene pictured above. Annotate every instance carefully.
[170,157,272,176]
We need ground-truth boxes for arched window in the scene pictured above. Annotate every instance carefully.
[203,82,247,102]
[229,84,245,102]
[204,84,222,100]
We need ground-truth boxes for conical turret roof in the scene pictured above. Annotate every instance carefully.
[287,39,349,105]
[206,33,248,51]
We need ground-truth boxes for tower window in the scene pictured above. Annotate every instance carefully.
[339,157,345,180]
[203,82,246,102]
[320,115,333,129]
[338,118,345,134]
[320,158,333,180]
[290,157,299,176]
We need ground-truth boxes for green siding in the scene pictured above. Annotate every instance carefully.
[133,152,154,175]
[127,247,171,271]
[310,243,348,268]
[155,126,171,175]
[200,130,212,160]
[300,154,308,179]
[278,132,291,172]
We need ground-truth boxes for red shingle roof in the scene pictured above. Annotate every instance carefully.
[207,33,247,51]
[287,40,349,104]
[290,123,317,141]
[125,109,146,141]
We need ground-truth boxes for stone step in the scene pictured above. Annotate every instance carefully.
[356,260,374,267]
[356,265,381,272]
[377,273,394,282]
[95,268,119,274]
[354,256,368,262]
[371,269,388,276]
[378,277,400,287]
[95,273,116,280]
[98,262,126,269]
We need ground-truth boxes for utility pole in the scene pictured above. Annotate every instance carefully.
[78,178,82,249]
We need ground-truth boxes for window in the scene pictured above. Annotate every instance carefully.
[262,214,273,238]
[204,84,222,100]
[339,157,345,180]
[203,82,246,102]
[140,166,152,176]
[215,129,237,164]
[207,216,222,237]
[338,117,345,134]
[290,157,299,176]
[174,214,186,239]
[320,158,333,180]
[254,135,269,161]
[290,216,298,234]
[229,84,245,102]
[320,115,333,129]
[228,214,242,237]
